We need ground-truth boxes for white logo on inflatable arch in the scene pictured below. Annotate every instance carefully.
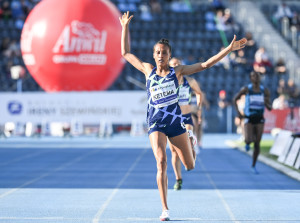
[52,21,107,65]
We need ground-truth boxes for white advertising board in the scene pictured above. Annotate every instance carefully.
[0,91,147,124]
[294,138,300,169]
[277,136,294,163]
[285,138,300,167]
[269,130,292,156]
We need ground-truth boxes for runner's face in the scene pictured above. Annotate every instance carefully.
[250,72,260,84]
[153,44,171,66]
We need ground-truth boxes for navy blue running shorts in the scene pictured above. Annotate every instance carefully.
[182,113,193,126]
[148,121,186,138]
[244,115,265,124]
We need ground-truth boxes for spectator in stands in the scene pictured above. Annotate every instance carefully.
[1,37,11,52]
[274,58,287,75]
[229,49,248,69]
[273,2,293,26]
[215,8,239,33]
[290,11,300,32]
[0,1,12,20]
[233,71,272,174]
[245,32,256,47]
[253,47,272,74]
[277,78,288,97]
[217,90,230,132]
[286,78,299,106]
[272,94,288,110]
[223,8,240,33]
[120,11,247,221]
[0,0,41,92]
[228,51,237,67]
[254,47,271,66]
[3,40,21,58]
[4,60,14,80]
[235,49,248,65]
[150,0,161,14]
[215,10,227,31]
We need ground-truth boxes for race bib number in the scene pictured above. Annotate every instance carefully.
[178,86,190,105]
[249,95,264,109]
[150,81,178,108]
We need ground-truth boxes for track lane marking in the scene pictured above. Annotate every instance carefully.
[198,157,240,223]
[0,149,99,199]
[92,148,148,223]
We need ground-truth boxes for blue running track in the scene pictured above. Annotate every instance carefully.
[0,134,300,222]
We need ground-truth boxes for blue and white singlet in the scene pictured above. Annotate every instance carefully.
[146,67,186,137]
[178,77,194,126]
[244,83,265,118]
[178,77,192,106]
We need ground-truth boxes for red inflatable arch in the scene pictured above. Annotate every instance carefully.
[21,0,124,92]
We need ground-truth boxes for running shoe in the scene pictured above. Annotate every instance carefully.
[245,143,250,152]
[251,166,259,174]
[188,133,197,160]
[160,210,170,221]
[187,130,197,148]
[191,135,197,151]
[173,179,182,190]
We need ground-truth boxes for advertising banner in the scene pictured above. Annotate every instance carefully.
[264,108,300,133]
[0,91,147,124]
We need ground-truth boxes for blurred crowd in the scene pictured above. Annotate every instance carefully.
[0,0,42,91]
[262,0,300,55]
[0,0,299,108]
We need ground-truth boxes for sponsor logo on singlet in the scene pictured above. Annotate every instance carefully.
[150,81,178,108]
[249,94,264,109]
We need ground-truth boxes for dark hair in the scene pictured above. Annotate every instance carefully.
[250,71,259,77]
[153,38,172,53]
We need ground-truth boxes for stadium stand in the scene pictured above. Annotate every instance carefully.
[0,0,42,92]
[260,1,300,56]
[109,0,283,106]
[0,0,299,109]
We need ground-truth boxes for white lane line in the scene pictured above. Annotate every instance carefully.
[0,150,99,199]
[1,216,300,222]
[198,158,240,223]
[0,144,150,149]
[92,149,148,223]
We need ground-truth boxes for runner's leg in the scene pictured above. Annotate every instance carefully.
[149,131,169,211]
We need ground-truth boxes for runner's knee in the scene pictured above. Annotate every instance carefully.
[185,162,195,171]
[156,158,167,172]
[169,145,177,154]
